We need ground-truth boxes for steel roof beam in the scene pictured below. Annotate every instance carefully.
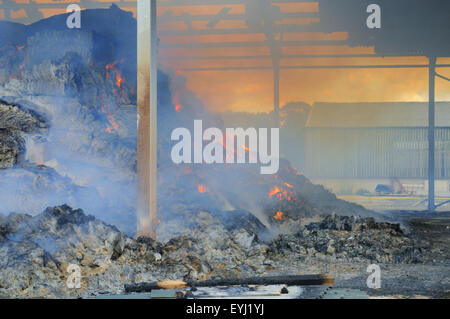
[158,24,323,36]
[173,64,450,71]
[159,11,318,22]
[159,54,405,61]
[157,0,317,6]
[159,40,347,48]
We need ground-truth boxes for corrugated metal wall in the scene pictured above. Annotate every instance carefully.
[306,128,450,178]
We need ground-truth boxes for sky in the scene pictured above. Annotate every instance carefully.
[1,0,449,113]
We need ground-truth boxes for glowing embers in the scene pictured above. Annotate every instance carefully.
[101,59,128,133]
[99,94,120,133]
[197,184,207,193]
[274,211,288,220]
[173,92,183,112]
[105,59,127,101]
[115,73,124,88]
[268,184,296,201]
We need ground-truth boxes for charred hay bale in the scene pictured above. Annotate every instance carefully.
[0,129,24,168]
[0,99,47,168]
[0,99,47,133]
[306,213,402,234]
[267,214,427,264]
[0,205,137,297]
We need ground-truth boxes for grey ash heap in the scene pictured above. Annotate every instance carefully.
[0,5,448,298]
[0,205,448,298]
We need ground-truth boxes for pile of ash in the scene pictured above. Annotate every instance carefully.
[0,205,444,298]
[0,205,268,297]
[269,213,435,265]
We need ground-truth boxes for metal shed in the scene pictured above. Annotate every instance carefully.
[306,102,450,180]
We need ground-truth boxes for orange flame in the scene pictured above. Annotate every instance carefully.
[239,144,257,161]
[219,131,237,161]
[274,212,288,220]
[173,92,183,112]
[105,61,118,70]
[268,186,282,198]
[105,61,126,97]
[98,94,120,132]
[198,184,207,193]
[268,185,296,201]
[108,115,119,131]
[116,73,123,88]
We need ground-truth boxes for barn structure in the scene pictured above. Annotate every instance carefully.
[305,102,450,195]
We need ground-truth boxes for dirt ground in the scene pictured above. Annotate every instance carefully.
[264,207,450,298]
[333,210,450,298]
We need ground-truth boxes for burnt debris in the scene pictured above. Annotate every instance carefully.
[0,204,446,298]
[0,99,47,168]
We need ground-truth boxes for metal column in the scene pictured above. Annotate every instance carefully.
[137,0,158,238]
[428,57,436,211]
